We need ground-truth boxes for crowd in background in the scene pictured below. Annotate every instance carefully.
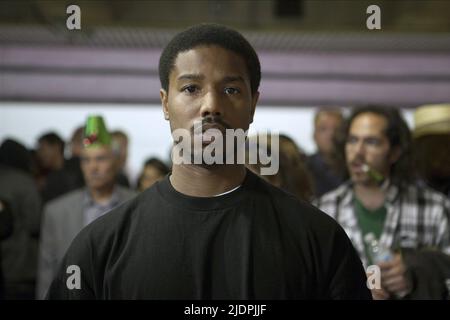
[0,103,449,300]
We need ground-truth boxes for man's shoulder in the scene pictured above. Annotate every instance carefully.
[81,188,152,236]
[413,183,449,201]
[401,183,450,210]
[0,165,30,181]
[315,182,352,204]
[256,178,356,258]
[251,174,302,207]
[253,175,343,230]
[45,189,85,210]
[43,189,85,222]
[115,185,138,201]
[0,165,38,192]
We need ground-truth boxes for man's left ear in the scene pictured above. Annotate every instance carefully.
[249,91,259,124]
[389,146,402,164]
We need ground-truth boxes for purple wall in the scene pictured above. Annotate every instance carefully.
[1,45,450,107]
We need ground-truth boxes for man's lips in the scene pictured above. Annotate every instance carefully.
[349,161,366,173]
[89,175,105,180]
[193,123,227,143]
[201,123,226,133]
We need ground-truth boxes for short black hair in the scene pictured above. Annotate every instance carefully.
[38,132,65,156]
[158,23,261,95]
[0,138,33,174]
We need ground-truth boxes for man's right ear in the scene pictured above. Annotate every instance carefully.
[160,89,169,120]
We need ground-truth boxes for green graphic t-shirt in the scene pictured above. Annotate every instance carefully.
[354,198,387,264]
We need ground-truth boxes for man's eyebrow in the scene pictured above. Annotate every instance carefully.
[177,74,204,81]
[348,133,382,139]
[223,75,245,83]
[176,74,245,83]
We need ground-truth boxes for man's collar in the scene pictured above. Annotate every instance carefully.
[343,179,400,206]
[83,186,120,207]
[384,180,400,204]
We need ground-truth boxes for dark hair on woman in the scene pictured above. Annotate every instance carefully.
[278,135,314,201]
[159,23,261,95]
[337,106,414,186]
[246,134,314,202]
[136,157,170,191]
[144,158,170,175]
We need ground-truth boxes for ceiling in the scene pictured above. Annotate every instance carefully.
[1,0,450,33]
[1,0,450,107]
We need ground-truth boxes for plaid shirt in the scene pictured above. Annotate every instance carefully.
[313,181,450,268]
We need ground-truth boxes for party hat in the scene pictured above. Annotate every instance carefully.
[83,115,111,148]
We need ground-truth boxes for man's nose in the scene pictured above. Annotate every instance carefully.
[324,129,334,140]
[87,160,99,172]
[200,90,224,118]
[354,140,366,156]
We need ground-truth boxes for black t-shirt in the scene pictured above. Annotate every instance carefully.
[46,170,371,299]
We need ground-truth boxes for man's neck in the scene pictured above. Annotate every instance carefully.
[51,157,64,171]
[319,151,334,166]
[170,164,246,197]
[354,183,386,210]
[89,184,115,205]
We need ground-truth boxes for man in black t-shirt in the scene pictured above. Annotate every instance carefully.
[46,23,371,300]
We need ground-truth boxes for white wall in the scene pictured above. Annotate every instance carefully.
[0,102,414,184]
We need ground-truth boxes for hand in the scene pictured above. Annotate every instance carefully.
[371,287,390,300]
[366,270,391,300]
[378,253,412,298]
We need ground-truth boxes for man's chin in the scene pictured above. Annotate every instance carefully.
[350,172,367,183]
[87,181,108,189]
[351,177,374,186]
[174,149,230,164]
